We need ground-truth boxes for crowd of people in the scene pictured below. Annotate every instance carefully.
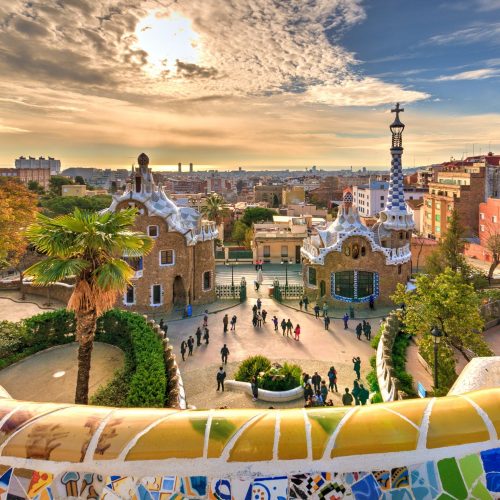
[302,357,369,407]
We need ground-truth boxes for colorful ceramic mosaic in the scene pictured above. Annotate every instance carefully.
[0,450,498,499]
[0,388,498,498]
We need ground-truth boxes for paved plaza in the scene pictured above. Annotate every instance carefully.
[0,342,124,403]
[165,295,378,409]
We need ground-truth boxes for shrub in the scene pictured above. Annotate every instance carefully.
[235,355,272,382]
[259,362,302,391]
[95,310,166,408]
[0,310,76,370]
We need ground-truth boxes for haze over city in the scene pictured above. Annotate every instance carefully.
[1,0,500,169]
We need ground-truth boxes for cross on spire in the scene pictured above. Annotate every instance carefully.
[391,102,404,116]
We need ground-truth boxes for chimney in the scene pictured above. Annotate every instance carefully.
[178,162,182,173]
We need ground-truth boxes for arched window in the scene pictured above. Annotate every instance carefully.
[361,246,366,257]
[352,244,359,259]
[399,231,404,240]
[398,264,402,275]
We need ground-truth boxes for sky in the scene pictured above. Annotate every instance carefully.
[0,0,500,170]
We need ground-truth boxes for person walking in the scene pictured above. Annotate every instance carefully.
[203,327,210,345]
[356,322,363,340]
[203,312,208,328]
[299,298,303,311]
[364,322,372,341]
[352,357,361,380]
[359,384,369,405]
[230,315,237,331]
[352,380,361,405]
[322,302,328,317]
[342,387,354,406]
[312,371,321,393]
[324,314,330,330]
[369,294,374,310]
[314,304,320,319]
[216,366,226,391]
[257,298,262,310]
[302,372,310,386]
[272,316,278,331]
[223,314,229,333]
[320,380,328,402]
[195,327,202,346]
[180,341,187,361]
[281,318,287,336]
[187,336,194,356]
[252,312,257,328]
[252,304,258,315]
[261,309,267,323]
[343,313,349,329]
[286,318,293,337]
[327,366,338,392]
[303,296,309,311]
[294,324,301,341]
[221,344,230,364]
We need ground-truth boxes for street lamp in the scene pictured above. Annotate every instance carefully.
[431,326,442,390]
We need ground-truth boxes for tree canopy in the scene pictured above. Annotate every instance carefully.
[40,195,112,217]
[392,268,492,392]
[0,178,38,267]
[240,206,276,226]
[48,175,74,196]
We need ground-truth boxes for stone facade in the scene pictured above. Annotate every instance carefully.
[304,235,411,306]
[301,105,414,307]
[105,153,217,314]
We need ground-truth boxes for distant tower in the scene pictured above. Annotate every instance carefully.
[189,162,193,173]
[376,103,414,247]
[178,162,182,173]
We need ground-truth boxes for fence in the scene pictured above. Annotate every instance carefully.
[215,278,247,301]
[272,280,304,301]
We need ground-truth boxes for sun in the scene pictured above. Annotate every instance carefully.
[134,11,201,76]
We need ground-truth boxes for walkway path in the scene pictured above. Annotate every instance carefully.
[0,342,124,403]
[0,290,63,322]
[165,296,378,409]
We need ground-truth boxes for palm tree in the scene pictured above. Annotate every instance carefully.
[25,208,153,404]
[201,193,227,225]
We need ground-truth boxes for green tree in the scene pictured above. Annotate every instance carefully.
[40,195,112,217]
[201,193,227,224]
[48,175,74,196]
[27,180,45,195]
[231,220,248,245]
[240,207,276,226]
[483,223,500,283]
[392,268,492,392]
[426,209,487,288]
[25,208,153,404]
[74,175,86,185]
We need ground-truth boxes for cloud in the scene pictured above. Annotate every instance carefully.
[302,78,429,107]
[425,23,500,46]
[476,0,500,10]
[435,68,500,81]
[0,0,428,107]
[176,61,218,79]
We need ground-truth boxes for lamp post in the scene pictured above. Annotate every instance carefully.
[281,259,289,299]
[431,326,442,390]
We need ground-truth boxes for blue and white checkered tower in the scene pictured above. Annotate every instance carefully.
[379,103,415,231]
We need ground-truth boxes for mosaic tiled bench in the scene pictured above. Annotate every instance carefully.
[0,387,498,499]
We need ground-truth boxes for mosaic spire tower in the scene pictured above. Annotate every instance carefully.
[379,103,414,231]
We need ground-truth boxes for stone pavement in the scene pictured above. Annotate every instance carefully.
[280,300,394,319]
[0,290,63,322]
[164,296,378,409]
[0,342,124,403]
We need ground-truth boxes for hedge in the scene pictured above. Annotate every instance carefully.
[0,308,167,408]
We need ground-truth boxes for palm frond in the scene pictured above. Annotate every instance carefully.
[25,257,89,285]
[93,258,134,291]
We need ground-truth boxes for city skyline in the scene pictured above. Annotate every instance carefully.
[0,1,500,169]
